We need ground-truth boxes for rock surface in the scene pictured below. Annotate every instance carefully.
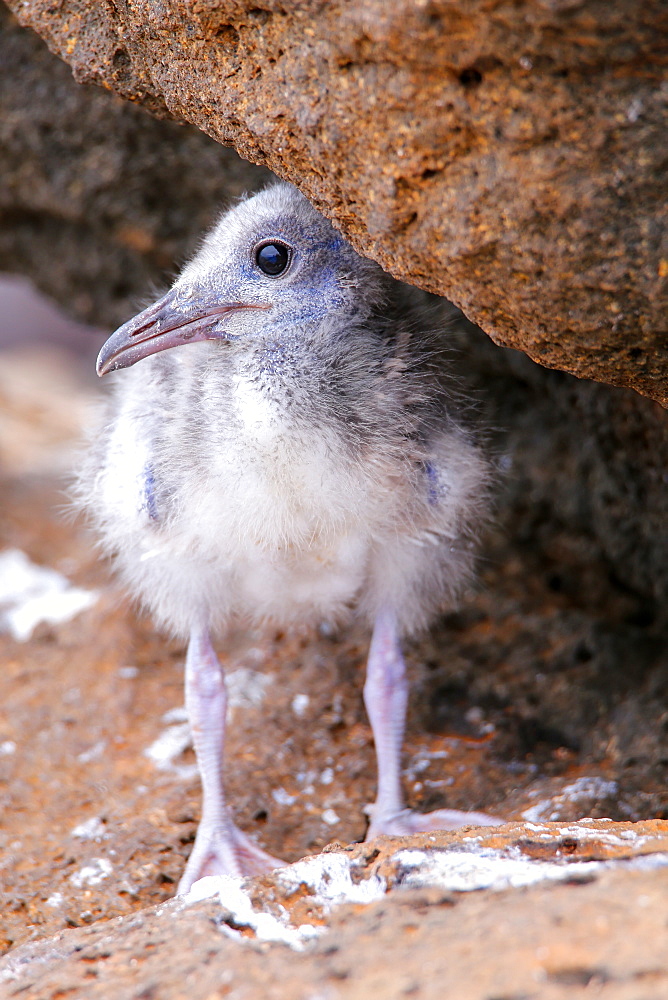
[0,4,270,328]
[5,0,668,404]
[3,825,668,1000]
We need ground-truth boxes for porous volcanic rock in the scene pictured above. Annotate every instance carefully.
[5,0,668,404]
[3,828,668,1000]
[0,4,269,329]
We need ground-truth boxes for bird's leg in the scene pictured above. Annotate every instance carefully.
[177,626,284,895]
[363,607,500,839]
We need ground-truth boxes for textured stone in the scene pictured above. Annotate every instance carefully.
[0,5,269,329]
[2,830,668,999]
[5,0,667,404]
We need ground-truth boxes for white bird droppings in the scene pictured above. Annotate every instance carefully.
[69,858,113,888]
[278,852,386,908]
[144,720,198,781]
[118,665,139,679]
[561,777,619,800]
[71,816,107,841]
[185,852,386,949]
[0,548,98,642]
[226,667,272,710]
[209,875,323,949]
[272,787,297,806]
[291,693,310,716]
[394,848,594,893]
[183,839,668,952]
[522,776,619,823]
[77,740,106,764]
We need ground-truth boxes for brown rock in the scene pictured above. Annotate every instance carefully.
[2,827,668,999]
[5,0,667,404]
[0,5,269,329]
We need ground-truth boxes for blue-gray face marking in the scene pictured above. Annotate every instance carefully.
[235,221,359,330]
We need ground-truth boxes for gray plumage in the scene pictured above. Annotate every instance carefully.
[78,182,497,894]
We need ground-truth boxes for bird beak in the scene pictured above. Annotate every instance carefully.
[96,287,271,376]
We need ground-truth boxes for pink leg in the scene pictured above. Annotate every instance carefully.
[363,608,500,839]
[177,626,284,895]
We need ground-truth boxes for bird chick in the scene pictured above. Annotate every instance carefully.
[80,182,498,895]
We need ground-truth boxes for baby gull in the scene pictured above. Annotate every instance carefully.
[79,183,498,895]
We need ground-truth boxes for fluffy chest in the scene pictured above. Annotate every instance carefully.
[101,362,413,601]
[166,371,377,618]
[190,372,373,549]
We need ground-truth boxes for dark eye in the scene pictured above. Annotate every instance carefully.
[255,241,291,276]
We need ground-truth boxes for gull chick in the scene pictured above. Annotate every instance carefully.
[80,183,497,895]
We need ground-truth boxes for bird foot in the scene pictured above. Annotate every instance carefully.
[365,805,502,841]
[178,817,285,895]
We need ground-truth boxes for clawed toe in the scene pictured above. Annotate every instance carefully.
[178,819,285,895]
